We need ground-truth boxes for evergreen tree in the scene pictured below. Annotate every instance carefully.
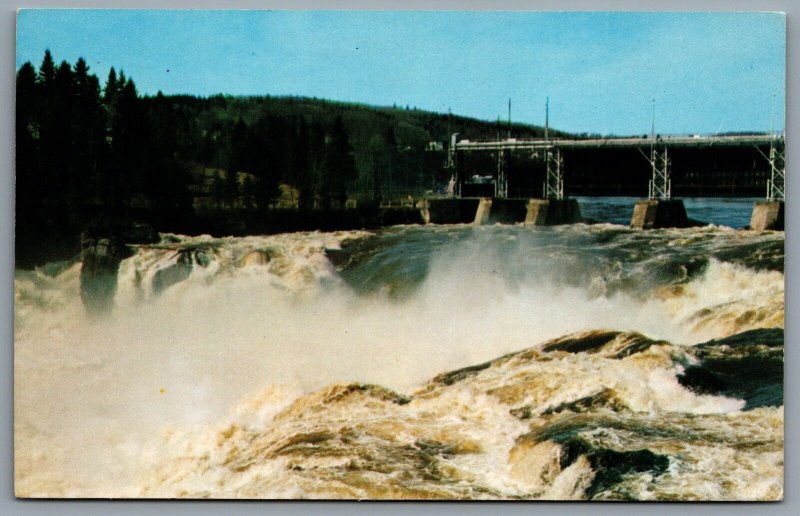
[104,67,118,102]
[385,126,398,198]
[324,116,357,208]
[241,175,256,210]
[110,78,148,206]
[305,121,327,209]
[295,119,314,210]
[224,168,240,208]
[71,58,103,208]
[367,134,386,200]
[37,50,55,97]
[16,62,41,254]
[16,62,38,111]
[51,60,76,222]
[102,66,119,134]
[212,173,225,208]
[225,118,247,207]
[36,51,60,204]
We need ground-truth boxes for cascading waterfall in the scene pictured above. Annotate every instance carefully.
[14,220,784,499]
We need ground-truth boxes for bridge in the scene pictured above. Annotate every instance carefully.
[448,133,784,200]
[435,132,785,230]
[453,133,775,150]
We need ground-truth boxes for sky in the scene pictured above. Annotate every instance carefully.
[16,10,786,136]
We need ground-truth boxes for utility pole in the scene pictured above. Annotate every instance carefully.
[651,98,656,140]
[771,93,776,140]
[545,97,549,143]
[507,98,511,139]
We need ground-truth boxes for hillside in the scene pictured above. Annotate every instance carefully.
[144,93,568,201]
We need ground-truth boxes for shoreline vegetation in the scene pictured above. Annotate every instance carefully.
[16,51,774,268]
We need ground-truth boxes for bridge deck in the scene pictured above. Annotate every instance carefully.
[454,134,778,151]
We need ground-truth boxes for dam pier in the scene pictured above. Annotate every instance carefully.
[417,197,580,226]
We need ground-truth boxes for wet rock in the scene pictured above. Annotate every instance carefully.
[541,388,628,416]
[194,249,211,268]
[239,250,270,267]
[540,331,664,359]
[517,415,670,499]
[430,360,493,386]
[679,328,783,409]
[79,233,130,315]
[582,445,669,499]
[541,331,623,354]
[152,251,194,295]
[508,439,562,491]
[78,221,158,315]
[320,383,411,406]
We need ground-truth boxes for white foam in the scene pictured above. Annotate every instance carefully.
[13,227,784,498]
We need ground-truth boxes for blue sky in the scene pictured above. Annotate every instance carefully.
[16,10,785,136]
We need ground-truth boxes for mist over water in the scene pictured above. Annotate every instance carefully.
[14,210,784,499]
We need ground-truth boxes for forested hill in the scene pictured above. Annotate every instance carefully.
[178,94,564,152]
[148,93,567,201]
[17,51,564,267]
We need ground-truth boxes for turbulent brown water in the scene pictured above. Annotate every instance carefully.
[14,221,784,500]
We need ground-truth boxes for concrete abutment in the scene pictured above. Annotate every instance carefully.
[417,198,481,225]
[630,199,690,229]
[749,200,784,231]
[525,199,582,226]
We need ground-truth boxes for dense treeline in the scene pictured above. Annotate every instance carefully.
[16,51,172,266]
[17,51,557,267]
[16,52,360,262]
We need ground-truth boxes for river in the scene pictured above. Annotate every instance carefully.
[14,197,783,500]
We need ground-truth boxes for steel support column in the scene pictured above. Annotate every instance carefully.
[446,133,459,197]
[645,146,671,200]
[496,149,508,198]
[544,147,564,199]
[766,139,785,201]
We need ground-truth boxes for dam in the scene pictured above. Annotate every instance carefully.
[423,132,785,230]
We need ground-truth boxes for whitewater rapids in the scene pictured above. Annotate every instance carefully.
[14,223,784,499]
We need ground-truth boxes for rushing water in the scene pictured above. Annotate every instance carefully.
[14,198,783,500]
